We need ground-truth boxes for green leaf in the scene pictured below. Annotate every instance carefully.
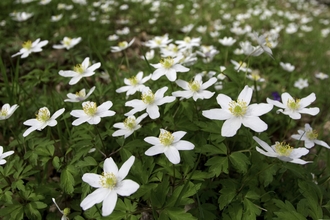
[273,199,306,220]
[229,152,250,174]
[243,198,261,219]
[218,179,238,210]
[60,165,75,194]
[76,156,97,168]
[205,156,229,177]
[199,143,227,155]
[163,207,197,220]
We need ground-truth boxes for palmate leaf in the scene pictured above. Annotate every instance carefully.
[229,152,250,174]
[205,156,229,177]
[60,165,75,194]
[218,179,239,210]
[273,199,306,220]
[159,207,197,220]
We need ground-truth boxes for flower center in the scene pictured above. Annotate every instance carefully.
[141,90,155,104]
[274,142,293,157]
[159,130,174,146]
[99,172,117,189]
[83,101,97,116]
[306,130,318,140]
[229,100,248,117]
[74,64,84,74]
[0,107,8,116]
[188,80,200,92]
[265,36,272,48]
[36,107,50,122]
[63,38,72,46]
[22,40,32,49]
[76,89,86,97]
[160,57,174,69]
[63,208,70,216]
[287,98,300,110]
[184,36,191,43]
[155,38,162,45]
[239,61,247,68]
[118,41,128,48]
[124,116,136,130]
[128,76,138,86]
[250,72,261,81]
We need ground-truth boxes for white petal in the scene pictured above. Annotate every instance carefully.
[314,140,330,149]
[104,158,119,174]
[216,94,232,109]
[221,118,242,137]
[72,117,89,126]
[253,136,274,153]
[299,93,316,108]
[299,107,319,116]
[175,80,189,90]
[116,179,139,196]
[97,101,113,112]
[281,93,293,105]
[87,116,101,125]
[164,147,181,164]
[247,104,273,116]
[101,191,117,217]
[172,131,186,142]
[174,140,194,150]
[82,173,102,188]
[146,105,160,119]
[237,85,253,105]
[290,148,309,158]
[202,109,232,120]
[145,145,165,156]
[144,137,161,145]
[266,98,286,109]
[117,156,135,181]
[80,188,109,211]
[242,117,268,132]
[256,147,277,158]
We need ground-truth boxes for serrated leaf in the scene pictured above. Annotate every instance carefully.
[229,152,250,174]
[219,180,238,210]
[243,198,261,219]
[205,156,229,177]
[164,207,197,220]
[60,165,75,194]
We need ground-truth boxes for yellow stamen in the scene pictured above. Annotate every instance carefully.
[229,100,248,117]
[22,40,32,49]
[275,142,293,156]
[99,172,117,189]
[188,80,200,92]
[160,57,174,69]
[63,38,72,46]
[265,36,272,48]
[184,37,191,43]
[73,64,84,74]
[307,130,318,140]
[159,130,174,146]
[287,99,300,110]
[124,116,136,130]
[83,101,97,116]
[141,90,155,104]
[36,107,50,121]
[0,108,8,116]
[128,76,138,85]
[118,41,128,48]
[76,89,86,97]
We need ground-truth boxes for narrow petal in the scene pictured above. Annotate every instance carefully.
[97,101,113,112]
[242,117,268,132]
[103,158,118,174]
[116,179,140,196]
[314,140,330,149]
[117,156,135,181]
[253,136,274,153]
[151,68,165,81]
[144,137,161,145]
[216,94,232,109]
[201,77,217,89]
[82,173,102,188]
[101,191,117,217]
[172,64,189,72]
[51,108,65,120]
[247,104,273,116]
[266,98,286,109]
[221,117,242,137]
[175,80,189,90]
[165,68,177,81]
[298,107,319,116]
[80,188,109,211]
[164,147,181,164]
[69,76,83,85]
[299,93,316,108]
[237,86,253,105]
[156,96,176,105]
[172,131,186,142]
[72,117,89,126]
[145,145,165,156]
[147,105,160,119]
[202,109,232,120]
[174,140,194,150]
[256,147,277,158]
[23,126,38,137]
[97,110,116,118]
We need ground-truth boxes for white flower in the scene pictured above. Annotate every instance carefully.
[125,87,175,119]
[202,85,273,137]
[64,86,96,102]
[280,62,295,72]
[231,60,252,73]
[12,38,48,58]
[23,107,65,137]
[239,41,263,56]
[53,37,81,50]
[144,129,195,164]
[291,124,330,149]
[196,45,219,63]
[70,101,115,126]
[52,198,70,220]
[10,12,33,21]
[172,74,217,101]
[219,36,236,46]
[116,71,150,96]
[111,38,135,53]
[108,34,119,41]
[294,78,308,89]
[112,113,148,138]
[141,50,155,60]
[175,36,201,50]
[0,104,19,120]
[116,27,130,35]
[266,92,319,119]
[81,156,139,216]
[51,14,63,22]
[254,32,274,58]
[0,146,14,165]
[180,24,194,33]
[144,34,172,49]
[150,56,189,82]
[253,136,310,165]
[246,71,265,82]
[315,72,328,80]
[59,57,101,85]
